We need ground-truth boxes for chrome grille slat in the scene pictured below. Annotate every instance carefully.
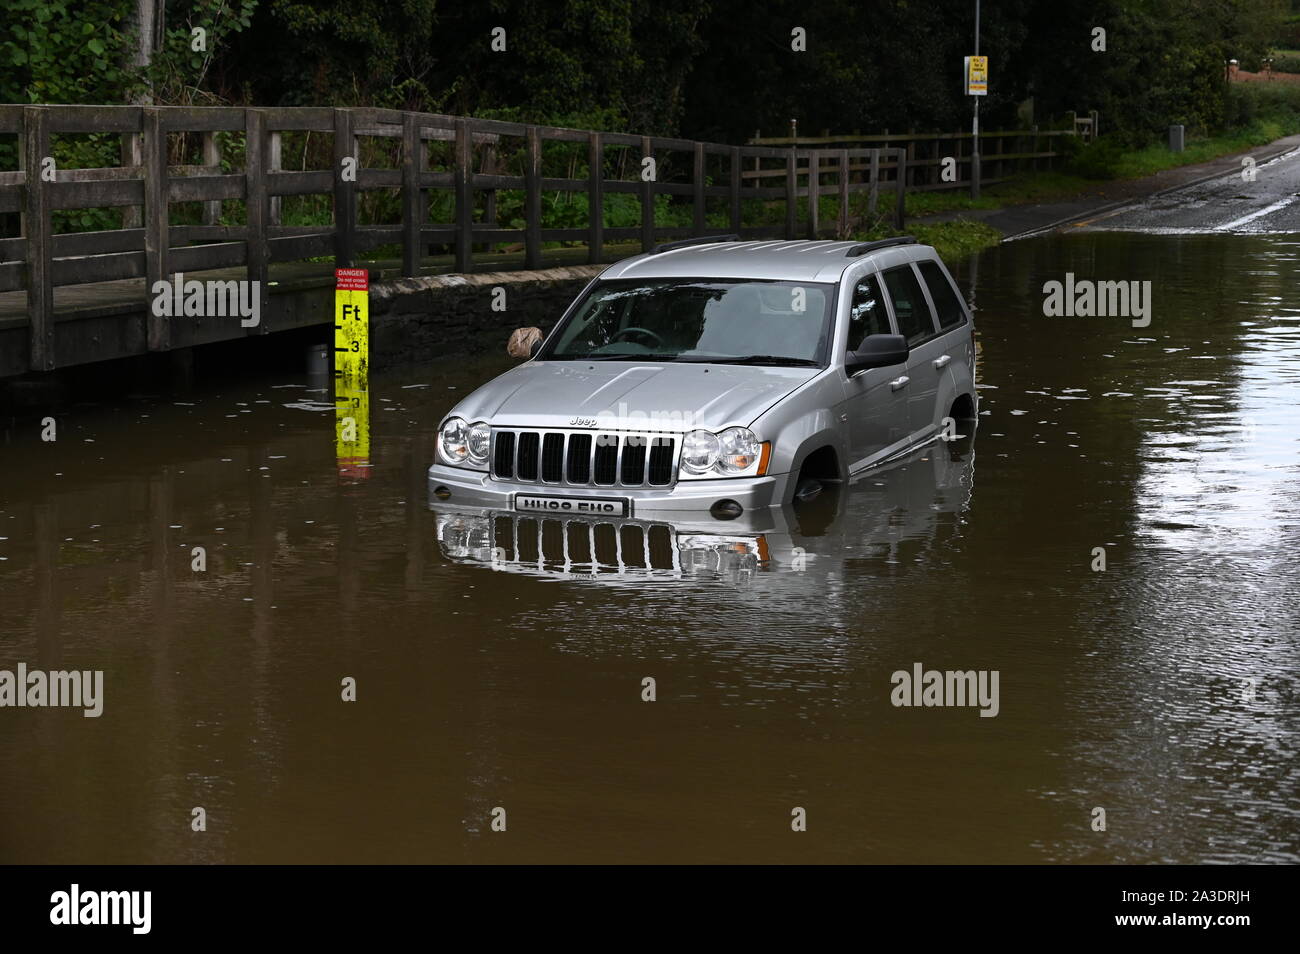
[541,432,565,482]
[647,436,674,485]
[490,427,679,489]
[516,432,539,481]
[594,434,617,485]
[566,433,592,484]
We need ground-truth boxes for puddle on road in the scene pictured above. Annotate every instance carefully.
[1,233,1297,863]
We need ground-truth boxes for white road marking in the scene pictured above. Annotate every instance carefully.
[1218,194,1299,231]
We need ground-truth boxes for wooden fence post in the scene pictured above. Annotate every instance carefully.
[268,130,282,226]
[588,131,603,264]
[693,142,705,235]
[122,131,143,229]
[785,149,797,239]
[245,108,269,333]
[333,108,355,268]
[640,135,654,252]
[868,149,880,218]
[893,147,906,230]
[201,131,222,225]
[729,146,742,234]
[143,107,170,352]
[837,148,849,238]
[807,150,819,239]
[23,106,53,370]
[481,141,497,253]
[525,126,542,268]
[455,119,473,273]
[401,111,420,277]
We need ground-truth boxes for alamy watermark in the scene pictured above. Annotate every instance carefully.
[0,663,103,717]
[575,401,707,434]
[50,884,150,934]
[1041,273,1151,328]
[891,662,1000,717]
[150,273,261,327]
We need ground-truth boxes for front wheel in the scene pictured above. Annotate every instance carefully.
[793,477,823,503]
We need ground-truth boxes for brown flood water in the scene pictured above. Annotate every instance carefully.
[1,232,1298,864]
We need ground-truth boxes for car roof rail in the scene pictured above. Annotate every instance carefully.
[650,234,742,254]
[844,235,918,258]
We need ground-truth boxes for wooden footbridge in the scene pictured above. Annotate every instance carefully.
[0,104,909,377]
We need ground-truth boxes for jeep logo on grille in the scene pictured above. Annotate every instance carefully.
[569,416,598,427]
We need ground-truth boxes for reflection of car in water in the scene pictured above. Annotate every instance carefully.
[431,435,975,585]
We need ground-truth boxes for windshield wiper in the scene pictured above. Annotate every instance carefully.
[685,355,820,367]
[558,353,818,366]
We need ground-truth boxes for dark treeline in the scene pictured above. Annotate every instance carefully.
[0,0,1293,143]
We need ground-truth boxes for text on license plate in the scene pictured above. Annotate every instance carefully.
[514,494,629,517]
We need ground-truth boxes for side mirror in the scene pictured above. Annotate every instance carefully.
[847,333,908,375]
[507,326,544,359]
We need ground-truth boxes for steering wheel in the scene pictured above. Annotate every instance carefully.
[611,326,664,348]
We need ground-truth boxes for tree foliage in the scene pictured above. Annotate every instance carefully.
[0,0,132,104]
[0,0,1290,147]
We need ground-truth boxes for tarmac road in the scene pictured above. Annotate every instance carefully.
[930,133,1300,241]
[1071,145,1300,233]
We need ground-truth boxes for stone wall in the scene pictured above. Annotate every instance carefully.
[367,265,604,366]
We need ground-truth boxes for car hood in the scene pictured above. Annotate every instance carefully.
[448,360,821,432]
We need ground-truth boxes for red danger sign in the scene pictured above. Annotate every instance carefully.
[335,268,369,291]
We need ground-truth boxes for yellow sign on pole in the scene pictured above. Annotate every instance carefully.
[334,268,371,481]
[334,268,369,378]
[965,55,988,96]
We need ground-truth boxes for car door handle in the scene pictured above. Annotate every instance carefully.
[932,355,951,369]
[890,375,910,391]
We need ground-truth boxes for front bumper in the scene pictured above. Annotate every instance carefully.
[427,463,790,516]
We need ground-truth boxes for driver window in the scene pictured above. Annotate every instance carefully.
[846,272,890,352]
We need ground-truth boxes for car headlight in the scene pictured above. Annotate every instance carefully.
[681,429,722,475]
[678,427,769,479]
[440,417,471,465]
[717,427,762,475]
[468,422,491,462]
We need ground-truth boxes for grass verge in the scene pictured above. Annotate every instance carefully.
[908,85,1300,219]
[852,218,1002,263]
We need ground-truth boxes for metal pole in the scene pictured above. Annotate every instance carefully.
[971,0,981,199]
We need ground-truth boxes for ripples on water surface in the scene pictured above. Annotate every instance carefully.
[1,233,1296,863]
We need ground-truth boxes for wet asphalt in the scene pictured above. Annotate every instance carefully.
[1069,145,1300,234]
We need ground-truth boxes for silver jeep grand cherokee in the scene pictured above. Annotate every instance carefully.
[428,236,977,520]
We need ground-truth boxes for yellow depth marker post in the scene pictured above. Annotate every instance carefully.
[334,268,371,481]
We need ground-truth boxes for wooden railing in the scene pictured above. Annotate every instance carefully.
[749,126,1081,191]
[0,105,909,372]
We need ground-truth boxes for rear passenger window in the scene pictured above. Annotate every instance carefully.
[918,260,967,331]
[881,265,937,345]
[846,272,890,351]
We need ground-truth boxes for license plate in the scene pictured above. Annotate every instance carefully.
[514,493,629,517]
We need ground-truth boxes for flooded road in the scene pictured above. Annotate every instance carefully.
[1071,146,1300,233]
[2,232,1298,864]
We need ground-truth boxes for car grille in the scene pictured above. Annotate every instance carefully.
[490,513,681,574]
[490,429,677,487]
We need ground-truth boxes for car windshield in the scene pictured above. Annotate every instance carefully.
[540,279,836,366]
